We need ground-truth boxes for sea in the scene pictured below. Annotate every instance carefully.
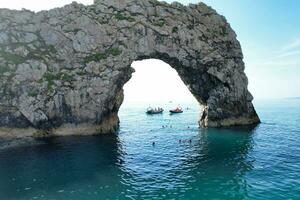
[0,98,299,200]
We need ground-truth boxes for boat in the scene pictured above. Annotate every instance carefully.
[169,107,183,114]
[146,107,164,115]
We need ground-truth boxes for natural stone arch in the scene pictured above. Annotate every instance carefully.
[0,0,260,136]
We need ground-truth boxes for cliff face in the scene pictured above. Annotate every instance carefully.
[0,0,260,136]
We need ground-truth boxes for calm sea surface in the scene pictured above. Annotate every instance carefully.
[0,99,299,200]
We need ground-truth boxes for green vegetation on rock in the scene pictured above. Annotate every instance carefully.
[27,45,57,61]
[107,48,122,56]
[0,65,12,75]
[153,18,166,27]
[207,28,226,38]
[44,72,57,92]
[28,90,38,97]
[84,52,107,63]
[47,45,57,54]
[64,28,81,34]
[172,27,178,33]
[84,48,122,63]
[44,71,74,82]
[0,51,26,65]
[187,24,194,30]
[76,71,87,76]
[59,72,74,82]
[114,12,135,22]
[0,43,57,66]
[44,71,74,92]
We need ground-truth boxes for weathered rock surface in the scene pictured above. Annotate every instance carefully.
[0,0,260,137]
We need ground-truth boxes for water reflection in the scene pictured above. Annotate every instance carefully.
[116,127,256,199]
[0,123,257,199]
[1,100,300,199]
[182,128,255,199]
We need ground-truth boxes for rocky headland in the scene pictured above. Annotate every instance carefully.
[0,0,260,138]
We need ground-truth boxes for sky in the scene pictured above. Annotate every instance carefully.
[123,59,198,103]
[0,0,299,102]
[200,0,300,99]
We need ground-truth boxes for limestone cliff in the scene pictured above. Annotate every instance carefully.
[0,0,260,136]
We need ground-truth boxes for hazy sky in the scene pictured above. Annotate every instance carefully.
[1,0,299,101]
[123,59,197,103]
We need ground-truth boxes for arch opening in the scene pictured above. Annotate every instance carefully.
[123,59,199,105]
[119,59,202,123]
[117,58,204,133]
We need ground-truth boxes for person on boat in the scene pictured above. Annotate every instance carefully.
[175,107,182,112]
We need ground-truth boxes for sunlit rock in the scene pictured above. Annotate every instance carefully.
[0,0,260,137]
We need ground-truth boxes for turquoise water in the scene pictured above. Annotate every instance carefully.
[0,99,300,200]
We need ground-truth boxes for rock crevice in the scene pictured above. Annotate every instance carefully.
[0,0,260,136]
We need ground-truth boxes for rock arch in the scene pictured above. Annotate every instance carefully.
[0,0,260,136]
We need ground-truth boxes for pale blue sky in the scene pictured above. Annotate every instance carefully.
[1,0,299,100]
[164,0,300,99]
[201,0,300,99]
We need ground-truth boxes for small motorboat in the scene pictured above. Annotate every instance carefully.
[146,107,164,115]
[170,107,183,114]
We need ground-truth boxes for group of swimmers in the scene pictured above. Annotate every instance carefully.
[162,125,190,129]
[151,124,192,146]
[152,139,192,146]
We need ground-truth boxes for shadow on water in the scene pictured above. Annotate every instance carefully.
[0,135,126,199]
